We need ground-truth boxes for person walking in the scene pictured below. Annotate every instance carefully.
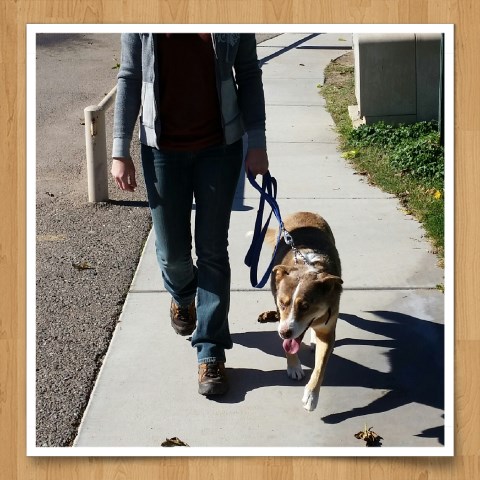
[111,33,268,396]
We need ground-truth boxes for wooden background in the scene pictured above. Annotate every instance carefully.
[2,0,478,478]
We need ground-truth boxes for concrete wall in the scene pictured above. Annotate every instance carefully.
[353,33,442,125]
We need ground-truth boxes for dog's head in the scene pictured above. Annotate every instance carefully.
[273,264,343,353]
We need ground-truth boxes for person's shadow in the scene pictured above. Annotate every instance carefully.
[228,310,445,445]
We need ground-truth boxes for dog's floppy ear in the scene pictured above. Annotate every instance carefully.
[272,265,297,283]
[316,273,343,286]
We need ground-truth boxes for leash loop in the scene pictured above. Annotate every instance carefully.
[244,170,284,288]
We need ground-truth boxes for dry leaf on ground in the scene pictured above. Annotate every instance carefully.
[354,424,383,447]
[161,437,190,447]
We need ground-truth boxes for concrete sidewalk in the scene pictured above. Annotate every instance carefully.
[74,33,446,452]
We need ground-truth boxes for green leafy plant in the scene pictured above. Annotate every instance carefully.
[347,121,444,184]
[390,133,444,182]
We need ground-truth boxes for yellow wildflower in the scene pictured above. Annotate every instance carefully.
[342,150,358,160]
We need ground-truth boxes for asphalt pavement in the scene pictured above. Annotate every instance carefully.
[57,33,445,453]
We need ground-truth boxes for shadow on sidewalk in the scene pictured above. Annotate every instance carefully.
[323,311,445,426]
[228,311,444,443]
[212,366,308,405]
[108,199,149,208]
[258,33,320,67]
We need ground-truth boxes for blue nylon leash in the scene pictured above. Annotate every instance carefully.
[244,170,285,288]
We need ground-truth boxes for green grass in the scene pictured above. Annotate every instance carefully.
[319,56,445,263]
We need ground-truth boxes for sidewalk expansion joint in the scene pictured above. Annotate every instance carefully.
[241,196,397,200]
[128,286,442,294]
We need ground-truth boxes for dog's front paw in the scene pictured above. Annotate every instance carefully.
[302,387,319,411]
[287,364,305,380]
[257,310,279,323]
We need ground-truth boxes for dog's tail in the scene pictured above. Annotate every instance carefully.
[265,227,277,246]
[246,227,278,247]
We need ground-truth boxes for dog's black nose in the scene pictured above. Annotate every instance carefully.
[280,328,292,339]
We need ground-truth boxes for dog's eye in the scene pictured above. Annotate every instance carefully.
[299,302,309,311]
[278,299,290,310]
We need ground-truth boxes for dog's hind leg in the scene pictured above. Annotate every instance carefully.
[302,329,335,411]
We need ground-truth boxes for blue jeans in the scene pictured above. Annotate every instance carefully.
[141,140,243,364]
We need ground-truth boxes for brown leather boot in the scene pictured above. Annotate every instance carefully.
[170,299,196,336]
[198,362,229,396]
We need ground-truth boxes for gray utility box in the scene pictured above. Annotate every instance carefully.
[353,33,442,125]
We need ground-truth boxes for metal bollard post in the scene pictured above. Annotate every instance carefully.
[84,85,117,203]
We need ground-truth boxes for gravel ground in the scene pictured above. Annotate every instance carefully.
[35,32,279,447]
[35,33,152,446]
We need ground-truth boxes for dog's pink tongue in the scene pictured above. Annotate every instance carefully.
[283,338,301,354]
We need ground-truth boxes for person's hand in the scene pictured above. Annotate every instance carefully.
[111,157,137,192]
[245,148,269,177]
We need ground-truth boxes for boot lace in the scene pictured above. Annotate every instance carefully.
[175,306,191,323]
[204,363,221,378]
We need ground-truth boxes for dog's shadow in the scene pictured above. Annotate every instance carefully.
[212,330,310,405]
[227,311,445,444]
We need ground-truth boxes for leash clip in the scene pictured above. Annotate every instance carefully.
[282,226,313,267]
[282,228,293,247]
